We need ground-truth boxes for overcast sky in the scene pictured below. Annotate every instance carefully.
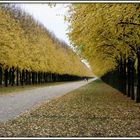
[19,4,70,45]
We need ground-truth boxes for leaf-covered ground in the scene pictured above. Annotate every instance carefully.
[0,79,140,137]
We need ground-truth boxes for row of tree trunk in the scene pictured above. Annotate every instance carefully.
[0,66,83,87]
[101,55,140,103]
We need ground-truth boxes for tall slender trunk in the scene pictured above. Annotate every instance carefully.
[25,70,28,85]
[47,74,50,82]
[43,72,45,83]
[55,74,57,82]
[127,58,131,97]
[29,72,31,85]
[52,74,54,82]
[128,58,135,100]
[0,65,2,86]
[121,58,127,95]
[16,68,19,86]
[40,72,41,83]
[11,67,15,86]
[36,72,38,84]
[136,52,140,102]
[4,68,8,87]
[21,70,24,86]
[123,59,127,95]
[41,72,43,83]
[130,60,135,100]
[38,72,40,84]
[20,71,22,86]
[44,73,46,83]
[119,58,123,92]
[32,72,35,85]
[49,74,51,82]
[9,68,12,85]
[35,72,37,84]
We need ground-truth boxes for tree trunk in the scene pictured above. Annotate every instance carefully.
[44,73,47,83]
[21,70,25,86]
[47,74,50,82]
[41,72,43,83]
[127,58,131,97]
[119,59,123,93]
[16,68,19,86]
[25,70,28,85]
[123,59,127,95]
[11,67,15,86]
[136,53,140,102]
[38,72,40,84]
[45,73,46,83]
[29,72,31,85]
[0,65,2,86]
[129,58,135,100]
[9,68,12,85]
[36,72,38,84]
[49,74,51,82]
[4,68,8,87]
[35,72,37,84]
[20,71,22,86]
[32,72,35,85]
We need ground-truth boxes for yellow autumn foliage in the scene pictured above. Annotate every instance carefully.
[0,4,92,77]
[67,4,140,76]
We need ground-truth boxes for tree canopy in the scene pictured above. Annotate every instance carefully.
[0,4,92,77]
[67,4,140,76]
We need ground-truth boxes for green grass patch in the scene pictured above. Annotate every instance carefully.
[0,79,140,137]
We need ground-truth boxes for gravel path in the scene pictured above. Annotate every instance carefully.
[0,78,96,122]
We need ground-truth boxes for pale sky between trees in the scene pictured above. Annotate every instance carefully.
[19,4,70,45]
